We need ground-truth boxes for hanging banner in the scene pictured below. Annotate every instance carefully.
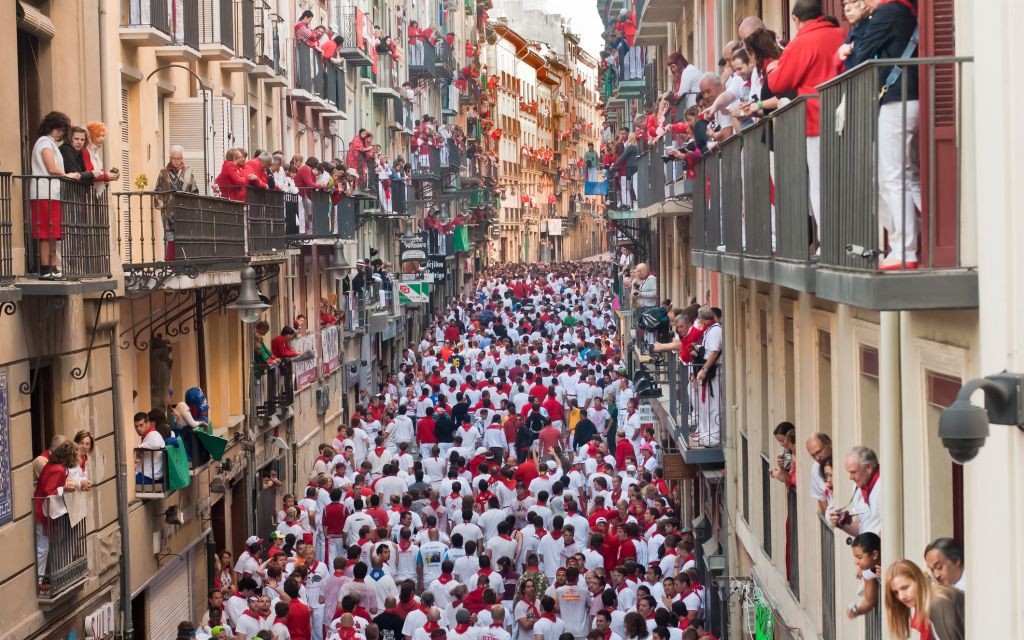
[292,333,320,391]
[400,232,429,275]
[397,281,430,304]
[322,325,341,375]
[424,254,447,284]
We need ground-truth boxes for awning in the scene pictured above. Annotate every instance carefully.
[17,1,55,40]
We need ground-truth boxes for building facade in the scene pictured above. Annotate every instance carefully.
[594,0,1007,638]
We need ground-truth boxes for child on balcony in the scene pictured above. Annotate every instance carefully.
[847,532,881,620]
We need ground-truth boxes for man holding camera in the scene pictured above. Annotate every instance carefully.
[829,445,881,536]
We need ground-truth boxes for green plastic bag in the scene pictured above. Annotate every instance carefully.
[166,441,191,491]
[195,429,229,461]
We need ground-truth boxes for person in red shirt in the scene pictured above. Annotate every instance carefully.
[416,407,438,450]
[243,152,270,192]
[322,489,347,566]
[766,0,845,249]
[444,321,462,342]
[513,454,539,484]
[34,441,80,588]
[285,579,312,639]
[271,326,303,359]
[537,422,562,456]
[614,436,635,469]
[215,149,249,201]
[541,390,565,427]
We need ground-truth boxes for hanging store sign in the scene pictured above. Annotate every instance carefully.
[322,325,341,375]
[424,254,447,283]
[0,370,10,525]
[398,281,431,304]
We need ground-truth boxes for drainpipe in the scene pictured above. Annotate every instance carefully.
[879,311,904,568]
[109,325,134,640]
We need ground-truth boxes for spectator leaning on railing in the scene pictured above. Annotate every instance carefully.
[830,445,881,536]
[839,0,922,270]
[805,432,833,513]
[884,560,964,640]
[765,0,846,254]
[33,440,82,592]
[924,537,966,592]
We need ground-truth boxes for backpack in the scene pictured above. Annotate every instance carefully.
[637,306,669,330]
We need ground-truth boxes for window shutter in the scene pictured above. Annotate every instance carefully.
[231,104,250,153]
[165,95,213,194]
[198,0,215,43]
[146,553,193,639]
[120,87,132,192]
[211,96,233,176]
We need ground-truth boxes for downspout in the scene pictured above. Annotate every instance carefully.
[110,326,134,640]
[879,311,904,575]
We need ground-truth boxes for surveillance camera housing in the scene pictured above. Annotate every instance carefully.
[938,399,990,464]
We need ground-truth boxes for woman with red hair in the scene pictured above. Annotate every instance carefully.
[83,121,120,196]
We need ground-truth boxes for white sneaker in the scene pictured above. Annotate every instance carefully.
[49,268,63,279]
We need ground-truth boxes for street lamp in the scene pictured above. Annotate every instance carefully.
[226,266,269,539]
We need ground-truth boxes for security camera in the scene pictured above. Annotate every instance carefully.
[937,398,990,464]
[937,373,1024,464]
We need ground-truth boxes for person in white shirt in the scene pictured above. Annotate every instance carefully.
[829,446,881,536]
[484,520,519,565]
[532,596,566,640]
[924,537,966,592]
[536,516,566,580]
[553,567,590,637]
[417,529,450,590]
[344,499,376,545]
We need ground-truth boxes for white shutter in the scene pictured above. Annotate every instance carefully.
[146,553,192,639]
[198,0,215,43]
[120,88,132,192]
[165,96,214,194]
[210,96,233,179]
[231,104,250,153]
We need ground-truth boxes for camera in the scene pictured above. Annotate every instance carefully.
[834,510,852,527]
[778,450,793,470]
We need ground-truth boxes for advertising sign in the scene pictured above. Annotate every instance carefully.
[397,281,430,304]
[322,325,341,375]
[424,254,447,283]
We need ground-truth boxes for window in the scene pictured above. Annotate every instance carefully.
[926,370,964,543]
[859,345,880,452]
[30,364,56,458]
[784,317,795,419]
[816,329,833,435]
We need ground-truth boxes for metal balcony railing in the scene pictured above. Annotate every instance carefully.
[787,487,799,595]
[33,508,87,600]
[391,180,410,215]
[0,173,12,286]
[253,0,283,74]
[198,0,234,49]
[366,51,400,89]
[116,190,246,267]
[167,0,200,49]
[18,176,113,280]
[411,148,442,180]
[332,4,373,66]
[865,603,882,640]
[254,363,294,422]
[174,423,211,472]
[124,0,171,33]
[820,514,836,640]
[135,447,172,498]
[694,58,972,276]
[294,42,346,111]
[435,41,456,79]
[441,141,463,174]
[819,57,970,270]
[246,187,286,254]
[409,41,437,80]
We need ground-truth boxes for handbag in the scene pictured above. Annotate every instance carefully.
[637,306,669,330]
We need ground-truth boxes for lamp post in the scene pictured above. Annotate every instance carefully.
[327,240,352,425]
[227,267,270,537]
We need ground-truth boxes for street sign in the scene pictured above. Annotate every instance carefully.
[424,254,446,283]
[397,281,430,304]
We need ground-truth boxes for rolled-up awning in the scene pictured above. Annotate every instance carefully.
[17,1,55,40]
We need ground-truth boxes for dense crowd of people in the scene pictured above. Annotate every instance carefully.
[174,261,727,640]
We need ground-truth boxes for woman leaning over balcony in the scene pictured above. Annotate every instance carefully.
[215,148,251,202]
[33,441,82,592]
[885,559,965,640]
[29,111,81,279]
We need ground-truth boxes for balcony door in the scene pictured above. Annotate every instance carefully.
[918,0,958,267]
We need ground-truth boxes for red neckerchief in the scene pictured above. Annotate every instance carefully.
[374,446,387,457]
[337,627,358,640]
[683,553,695,564]
[498,533,512,540]
[534,528,547,538]
[541,612,557,622]
[437,572,454,584]
[399,540,412,551]
[423,620,440,633]
[911,614,931,640]
[242,609,260,619]
[860,468,881,504]
[333,570,345,577]
[455,624,471,633]
[478,568,493,576]
[603,630,612,640]
[231,590,246,599]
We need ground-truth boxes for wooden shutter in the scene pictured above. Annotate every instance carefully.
[918,0,958,267]
[165,95,214,194]
[211,96,233,176]
[120,87,133,262]
[146,553,192,639]
[231,104,250,153]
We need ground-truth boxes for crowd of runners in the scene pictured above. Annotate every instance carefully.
[186,261,717,640]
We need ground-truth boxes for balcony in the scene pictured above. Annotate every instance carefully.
[411,148,442,181]
[251,0,287,84]
[409,42,437,81]
[368,52,401,99]
[435,41,457,80]
[332,4,373,67]
[293,42,347,117]
[121,0,173,45]
[154,0,201,61]
[254,363,295,428]
[691,57,976,310]
[288,188,357,241]
[33,510,87,602]
[0,173,17,303]
[197,0,234,59]
[116,190,247,283]
[17,176,113,288]
[246,188,287,256]
[135,448,174,499]
[442,81,459,115]
[635,140,692,213]
[291,333,320,392]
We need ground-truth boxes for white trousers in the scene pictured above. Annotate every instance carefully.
[806,136,821,250]
[326,536,346,568]
[619,175,632,207]
[878,101,922,262]
[312,604,325,640]
[696,376,721,446]
[624,47,643,80]
[36,521,48,577]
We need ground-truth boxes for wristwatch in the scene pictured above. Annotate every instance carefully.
[848,603,859,617]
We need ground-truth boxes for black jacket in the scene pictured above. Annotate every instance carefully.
[434,413,456,443]
[58,144,97,183]
[572,419,597,449]
[847,3,919,104]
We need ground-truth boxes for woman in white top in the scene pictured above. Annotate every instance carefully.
[29,111,81,278]
[667,52,702,110]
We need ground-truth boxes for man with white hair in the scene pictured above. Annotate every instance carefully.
[698,73,737,142]
[830,445,881,536]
